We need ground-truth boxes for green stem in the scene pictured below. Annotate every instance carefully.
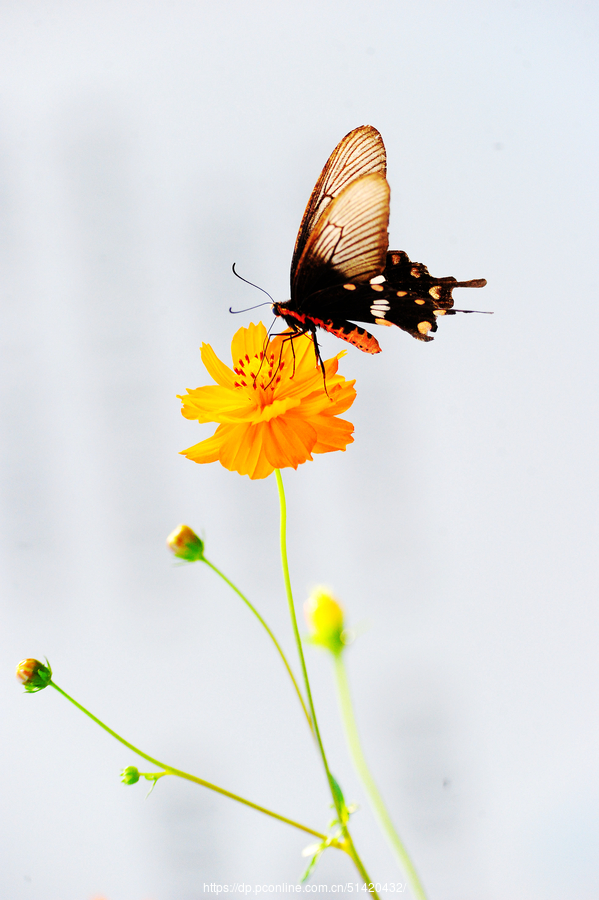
[333,655,428,900]
[274,469,378,896]
[202,556,313,736]
[49,681,329,843]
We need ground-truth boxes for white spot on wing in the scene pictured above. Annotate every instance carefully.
[370,297,391,318]
[370,274,386,284]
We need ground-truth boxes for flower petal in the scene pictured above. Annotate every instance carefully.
[200,343,237,389]
[179,385,249,423]
[180,426,230,463]
[230,322,268,370]
[274,349,345,404]
[294,379,357,418]
[262,415,317,470]
[218,421,275,479]
[309,414,355,453]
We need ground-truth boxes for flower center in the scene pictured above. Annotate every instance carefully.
[233,348,285,399]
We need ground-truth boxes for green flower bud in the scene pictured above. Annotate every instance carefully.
[15,658,52,692]
[304,587,345,655]
[166,524,205,561]
[121,766,140,785]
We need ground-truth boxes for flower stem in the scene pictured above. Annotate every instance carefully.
[202,557,313,736]
[274,469,377,894]
[48,681,330,843]
[333,655,428,900]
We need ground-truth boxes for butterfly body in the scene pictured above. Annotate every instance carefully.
[274,126,487,356]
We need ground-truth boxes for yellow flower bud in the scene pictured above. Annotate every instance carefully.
[304,587,345,655]
[166,524,204,561]
[15,658,52,692]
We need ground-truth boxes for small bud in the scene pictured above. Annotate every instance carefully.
[15,658,52,692]
[166,524,204,561]
[121,766,140,785]
[304,587,345,655]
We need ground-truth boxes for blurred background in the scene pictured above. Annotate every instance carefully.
[1,2,598,898]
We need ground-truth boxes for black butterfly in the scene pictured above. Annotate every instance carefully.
[272,126,487,357]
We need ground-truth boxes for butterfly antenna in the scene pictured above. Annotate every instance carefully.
[229,263,275,313]
[229,301,272,314]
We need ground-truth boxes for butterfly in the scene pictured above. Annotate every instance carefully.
[272,125,487,359]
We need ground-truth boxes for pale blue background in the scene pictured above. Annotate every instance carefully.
[1,2,598,899]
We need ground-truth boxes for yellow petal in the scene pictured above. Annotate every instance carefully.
[271,330,315,374]
[263,415,317,470]
[316,380,357,417]
[200,343,237,389]
[180,426,229,463]
[310,414,355,453]
[230,322,268,370]
[292,379,356,418]
[179,385,250,423]
[218,421,275,479]
[274,350,344,404]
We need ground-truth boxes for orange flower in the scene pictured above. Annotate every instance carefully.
[178,323,357,480]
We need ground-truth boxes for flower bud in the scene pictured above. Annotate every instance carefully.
[166,524,204,561]
[121,766,140,785]
[15,658,52,692]
[304,587,345,655]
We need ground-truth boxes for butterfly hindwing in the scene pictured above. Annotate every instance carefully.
[291,125,386,282]
[290,250,488,342]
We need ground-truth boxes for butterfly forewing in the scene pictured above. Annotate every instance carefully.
[291,173,390,302]
[291,125,386,282]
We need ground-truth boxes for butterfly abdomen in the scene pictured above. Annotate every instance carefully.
[273,303,382,354]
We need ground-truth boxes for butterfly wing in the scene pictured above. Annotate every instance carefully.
[291,172,390,304]
[291,125,387,284]
[293,250,488,343]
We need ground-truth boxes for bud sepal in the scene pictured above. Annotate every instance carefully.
[121,765,141,785]
[15,658,52,692]
[166,524,205,562]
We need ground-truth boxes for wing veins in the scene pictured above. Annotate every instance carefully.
[291,126,386,282]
